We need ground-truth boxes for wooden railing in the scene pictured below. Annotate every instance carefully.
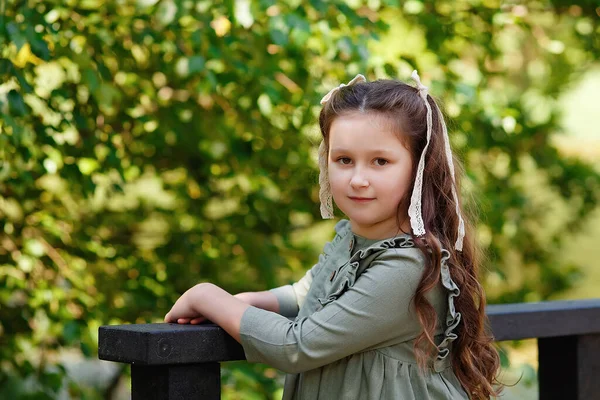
[98,298,600,400]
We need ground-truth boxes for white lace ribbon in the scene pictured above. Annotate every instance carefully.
[318,140,334,219]
[409,70,465,251]
[318,74,367,219]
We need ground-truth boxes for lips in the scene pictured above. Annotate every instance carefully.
[349,196,375,202]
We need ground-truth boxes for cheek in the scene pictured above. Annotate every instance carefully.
[394,172,413,199]
[328,168,345,193]
[328,164,348,180]
[327,166,340,189]
[327,164,335,181]
[381,168,413,197]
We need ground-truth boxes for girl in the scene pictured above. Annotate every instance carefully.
[164,72,501,399]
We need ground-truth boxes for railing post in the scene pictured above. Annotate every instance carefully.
[488,300,600,400]
[538,334,600,400]
[131,364,220,400]
[98,323,245,400]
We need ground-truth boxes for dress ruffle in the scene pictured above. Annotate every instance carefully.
[318,220,351,265]
[318,228,414,308]
[434,249,462,372]
[319,220,462,373]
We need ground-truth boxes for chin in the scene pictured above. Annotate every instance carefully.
[346,216,381,227]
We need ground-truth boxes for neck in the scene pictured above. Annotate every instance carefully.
[350,218,412,240]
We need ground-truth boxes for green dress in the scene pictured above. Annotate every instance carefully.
[239,220,469,399]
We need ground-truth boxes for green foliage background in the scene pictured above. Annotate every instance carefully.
[0,0,599,398]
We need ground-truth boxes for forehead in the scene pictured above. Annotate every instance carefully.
[328,112,406,147]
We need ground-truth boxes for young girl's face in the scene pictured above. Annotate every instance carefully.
[328,112,413,239]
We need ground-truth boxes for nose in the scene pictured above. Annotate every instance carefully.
[350,169,369,189]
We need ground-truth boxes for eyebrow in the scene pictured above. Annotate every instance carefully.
[329,148,397,157]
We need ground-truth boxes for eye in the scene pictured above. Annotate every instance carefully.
[374,158,389,166]
[337,157,352,165]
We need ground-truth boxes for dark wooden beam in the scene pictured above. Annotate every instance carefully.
[487,299,600,341]
[98,323,245,365]
[98,299,600,400]
[99,323,245,400]
[99,300,600,364]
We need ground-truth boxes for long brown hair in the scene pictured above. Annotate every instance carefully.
[318,79,501,399]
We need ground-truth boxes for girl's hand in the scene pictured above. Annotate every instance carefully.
[164,283,211,324]
[163,283,250,342]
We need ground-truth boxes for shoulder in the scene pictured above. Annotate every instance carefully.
[353,234,424,272]
[334,219,351,235]
[370,246,425,279]
[349,244,426,293]
[323,219,351,253]
[356,246,426,302]
[375,245,424,265]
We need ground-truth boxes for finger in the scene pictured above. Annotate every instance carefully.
[164,312,181,323]
[190,317,205,324]
[177,318,191,324]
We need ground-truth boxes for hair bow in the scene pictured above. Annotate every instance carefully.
[320,74,366,105]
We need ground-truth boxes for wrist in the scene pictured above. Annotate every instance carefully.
[190,283,216,313]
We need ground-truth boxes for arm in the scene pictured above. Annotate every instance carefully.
[237,266,316,317]
[266,267,314,318]
[239,248,426,374]
[164,283,249,342]
[164,266,317,340]
[234,291,280,313]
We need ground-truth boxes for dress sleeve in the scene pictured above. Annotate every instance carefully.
[267,220,348,319]
[240,248,425,374]
[269,267,314,318]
